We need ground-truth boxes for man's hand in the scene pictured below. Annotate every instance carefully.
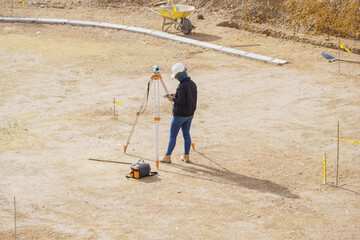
[165,93,175,102]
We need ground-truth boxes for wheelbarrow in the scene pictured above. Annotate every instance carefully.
[148,1,196,34]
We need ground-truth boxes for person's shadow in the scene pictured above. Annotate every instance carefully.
[126,152,299,199]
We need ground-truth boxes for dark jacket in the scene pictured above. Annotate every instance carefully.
[172,77,197,117]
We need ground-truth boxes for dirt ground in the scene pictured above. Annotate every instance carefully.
[1,4,360,240]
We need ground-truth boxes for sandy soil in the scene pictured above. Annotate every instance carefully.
[1,4,360,240]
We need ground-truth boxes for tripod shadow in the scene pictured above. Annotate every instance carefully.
[330,182,359,195]
[126,153,299,199]
[87,158,161,183]
[194,151,231,172]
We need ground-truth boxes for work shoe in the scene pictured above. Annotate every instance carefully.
[180,155,190,163]
[160,155,171,164]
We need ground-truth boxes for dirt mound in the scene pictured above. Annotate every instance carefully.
[206,0,359,40]
[96,0,359,40]
[286,0,360,39]
[3,0,359,44]
[8,0,359,40]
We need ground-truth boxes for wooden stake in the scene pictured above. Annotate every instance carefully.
[12,0,14,16]
[323,153,327,185]
[113,98,116,120]
[336,121,340,187]
[338,39,341,75]
[14,196,16,240]
[244,0,250,31]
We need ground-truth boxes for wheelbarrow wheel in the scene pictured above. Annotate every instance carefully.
[180,18,194,34]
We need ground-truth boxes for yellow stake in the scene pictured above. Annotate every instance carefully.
[323,153,327,185]
[19,0,25,4]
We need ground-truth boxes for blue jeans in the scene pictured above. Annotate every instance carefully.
[166,115,194,156]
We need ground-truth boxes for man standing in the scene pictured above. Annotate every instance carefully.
[161,63,197,163]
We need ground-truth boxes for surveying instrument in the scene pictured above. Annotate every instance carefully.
[123,66,171,169]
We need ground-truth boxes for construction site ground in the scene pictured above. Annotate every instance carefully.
[1,5,360,240]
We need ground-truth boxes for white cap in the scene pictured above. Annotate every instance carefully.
[171,63,187,78]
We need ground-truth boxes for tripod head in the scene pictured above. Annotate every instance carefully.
[152,65,160,75]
